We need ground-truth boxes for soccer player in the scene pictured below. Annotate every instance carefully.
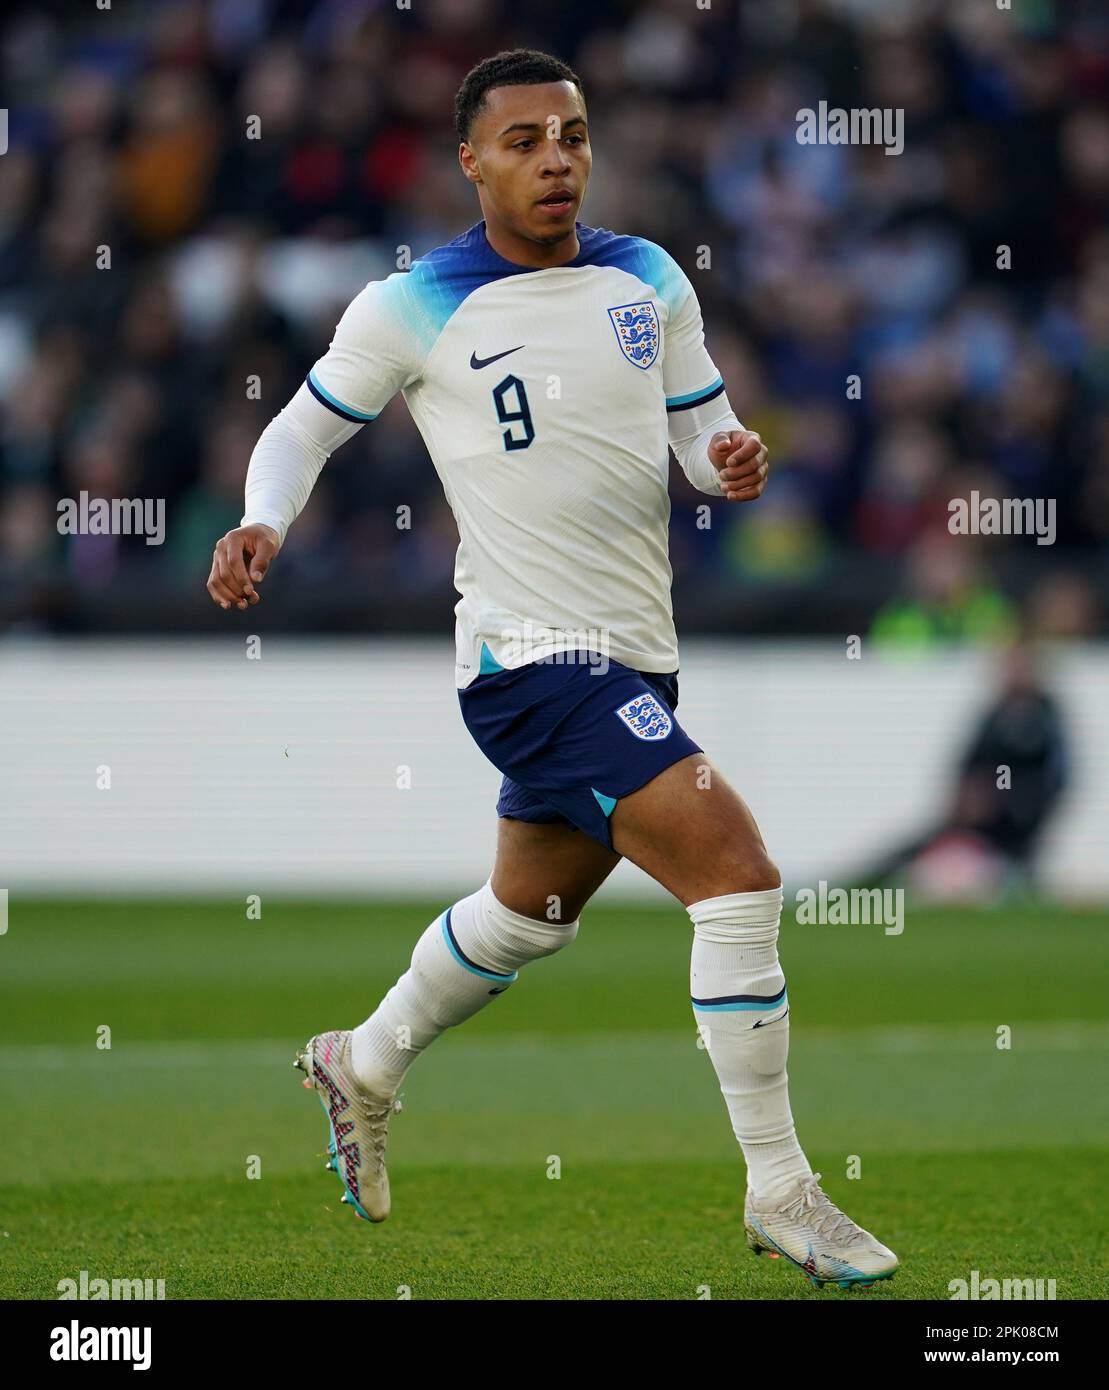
[207,49,898,1290]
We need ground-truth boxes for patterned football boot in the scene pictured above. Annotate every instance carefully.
[294,1029,402,1223]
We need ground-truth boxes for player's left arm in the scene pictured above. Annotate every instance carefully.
[662,266,768,502]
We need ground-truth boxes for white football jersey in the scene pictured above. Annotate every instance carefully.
[293,220,736,687]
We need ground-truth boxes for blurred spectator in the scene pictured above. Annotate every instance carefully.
[856,641,1070,898]
[870,529,1020,648]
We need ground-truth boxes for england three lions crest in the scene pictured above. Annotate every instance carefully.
[615,691,672,740]
[607,301,659,370]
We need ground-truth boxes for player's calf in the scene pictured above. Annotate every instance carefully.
[348,879,580,1099]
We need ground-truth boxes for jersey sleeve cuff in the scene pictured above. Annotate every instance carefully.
[240,512,288,545]
[665,375,725,413]
[305,370,379,423]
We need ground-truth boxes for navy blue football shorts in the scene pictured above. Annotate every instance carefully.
[458,648,703,851]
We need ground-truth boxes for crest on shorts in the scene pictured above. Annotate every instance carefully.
[607,302,659,370]
[614,691,672,741]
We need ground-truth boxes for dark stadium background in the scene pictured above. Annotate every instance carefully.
[1,0,1105,638]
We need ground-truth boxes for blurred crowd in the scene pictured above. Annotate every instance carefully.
[1,0,1107,635]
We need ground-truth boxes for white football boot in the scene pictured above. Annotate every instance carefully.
[294,1029,402,1223]
[745,1171,898,1289]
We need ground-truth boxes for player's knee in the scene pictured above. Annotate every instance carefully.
[485,881,580,963]
[507,916,579,962]
[706,851,781,898]
[736,853,781,893]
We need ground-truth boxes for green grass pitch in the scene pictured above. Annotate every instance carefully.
[1,899,1106,1300]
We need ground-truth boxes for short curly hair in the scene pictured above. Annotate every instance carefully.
[454,48,583,143]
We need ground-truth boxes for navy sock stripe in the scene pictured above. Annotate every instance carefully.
[690,985,787,1008]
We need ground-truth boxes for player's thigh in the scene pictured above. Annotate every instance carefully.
[609,752,780,907]
[490,816,622,923]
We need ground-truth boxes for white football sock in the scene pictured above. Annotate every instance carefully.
[351,880,578,1097]
[689,887,813,1204]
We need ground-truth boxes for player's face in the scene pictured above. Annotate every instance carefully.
[461,81,592,247]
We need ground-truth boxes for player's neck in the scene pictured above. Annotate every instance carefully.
[481,217,579,269]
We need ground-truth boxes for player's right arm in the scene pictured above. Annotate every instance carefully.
[653,246,770,503]
[207,274,421,610]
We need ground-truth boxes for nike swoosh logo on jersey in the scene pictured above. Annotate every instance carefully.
[470,346,524,370]
[752,1006,789,1029]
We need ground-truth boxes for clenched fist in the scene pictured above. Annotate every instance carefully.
[207,524,280,610]
[709,430,769,502]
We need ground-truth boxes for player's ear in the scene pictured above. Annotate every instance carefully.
[458,143,481,185]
